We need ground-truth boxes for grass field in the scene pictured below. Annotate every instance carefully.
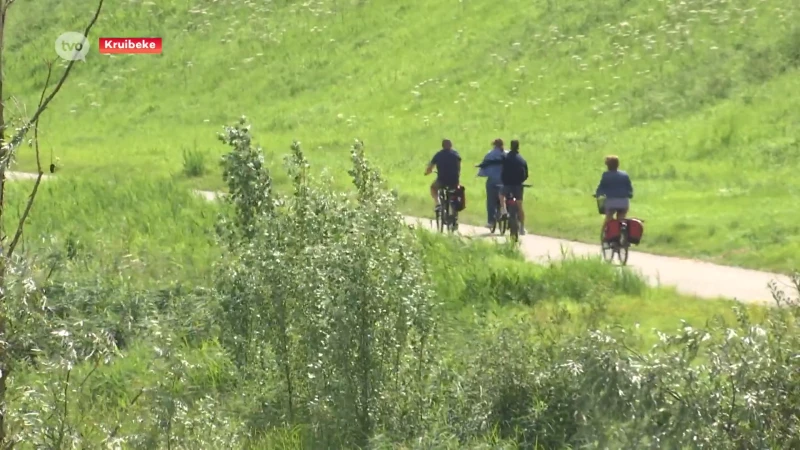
[1,0,799,446]
[4,0,800,272]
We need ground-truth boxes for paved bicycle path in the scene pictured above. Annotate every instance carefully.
[6,172,792,305]
[401,217,796,305]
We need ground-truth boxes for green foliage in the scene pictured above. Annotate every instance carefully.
[417,231,646,308]
[182,145,208,177]
[214,120,437,446]
[2,117,798,449]
[416,283,800,449]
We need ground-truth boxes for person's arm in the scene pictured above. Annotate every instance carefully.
[522,159,529,182]
[425,153,437,175]
[595,172,607,197]
[626,174,633,199]
[476,153,489,176]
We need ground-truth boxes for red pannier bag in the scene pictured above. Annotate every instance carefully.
[450,185,466,211]
[604,220,622,242]
[626,218,644,245]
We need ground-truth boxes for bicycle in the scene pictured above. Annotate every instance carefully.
[594,195,643,266]
[505,184,531,242]
[435,186,460,233]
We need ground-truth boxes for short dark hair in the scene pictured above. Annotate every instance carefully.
[442,139,452,148]
[510,140,519,151]
[605,155,619,171]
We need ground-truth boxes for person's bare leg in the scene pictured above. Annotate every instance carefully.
[515,201,527,234]
[430,183,440,208]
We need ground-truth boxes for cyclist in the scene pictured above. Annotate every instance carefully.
[595,155,633,237]
[476,138,506,228]
[500,140,528,235]
[425,139,462,213]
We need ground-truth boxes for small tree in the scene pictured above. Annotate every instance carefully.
[214,119,438,446]
[0,0,105,445]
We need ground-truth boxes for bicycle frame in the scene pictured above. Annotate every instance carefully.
[500,184,529,207]
[437,187,459,232]
[601,218,630,265]
[594,195,642,266]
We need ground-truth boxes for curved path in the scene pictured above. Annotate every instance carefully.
[401,217,794,306]
[6,172,793,305]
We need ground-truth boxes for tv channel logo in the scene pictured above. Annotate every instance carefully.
[55,32,90,61]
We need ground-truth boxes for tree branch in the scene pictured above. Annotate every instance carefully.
[0,0,102,444]
[3,0,104,258]
[54,368,71,448]
[34,60,52,175]
[4,61,52,258]
[105,387,144,442]
[1,0,15,16]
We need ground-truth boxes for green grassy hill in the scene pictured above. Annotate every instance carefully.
[5,0,800,271]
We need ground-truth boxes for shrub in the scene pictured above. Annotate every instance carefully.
[419,277,800,449]
[214,118,437,447]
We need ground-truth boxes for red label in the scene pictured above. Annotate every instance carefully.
[98,37,162,54]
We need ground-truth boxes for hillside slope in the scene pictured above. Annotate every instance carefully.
[4,0,800,271]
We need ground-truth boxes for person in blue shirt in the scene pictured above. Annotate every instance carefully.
[476,138,506,228]
[425,139,462,213]
[595,155,633,235]
[500,140,529,235]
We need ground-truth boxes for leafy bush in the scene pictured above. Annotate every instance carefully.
[416,279,800,449]
[214,118,437,447]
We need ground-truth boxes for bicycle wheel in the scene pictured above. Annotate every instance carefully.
[600,229,614,262]
[436,191,446,233]
[499,215,508,235]
[449,212,458,233]
[508,206,520,242]
[489,212,498,233]
[618,231,630,265]
[442,203,452,233]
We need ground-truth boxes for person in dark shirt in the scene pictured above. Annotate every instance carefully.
[500,140,529,235]
[425,139,462,212]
